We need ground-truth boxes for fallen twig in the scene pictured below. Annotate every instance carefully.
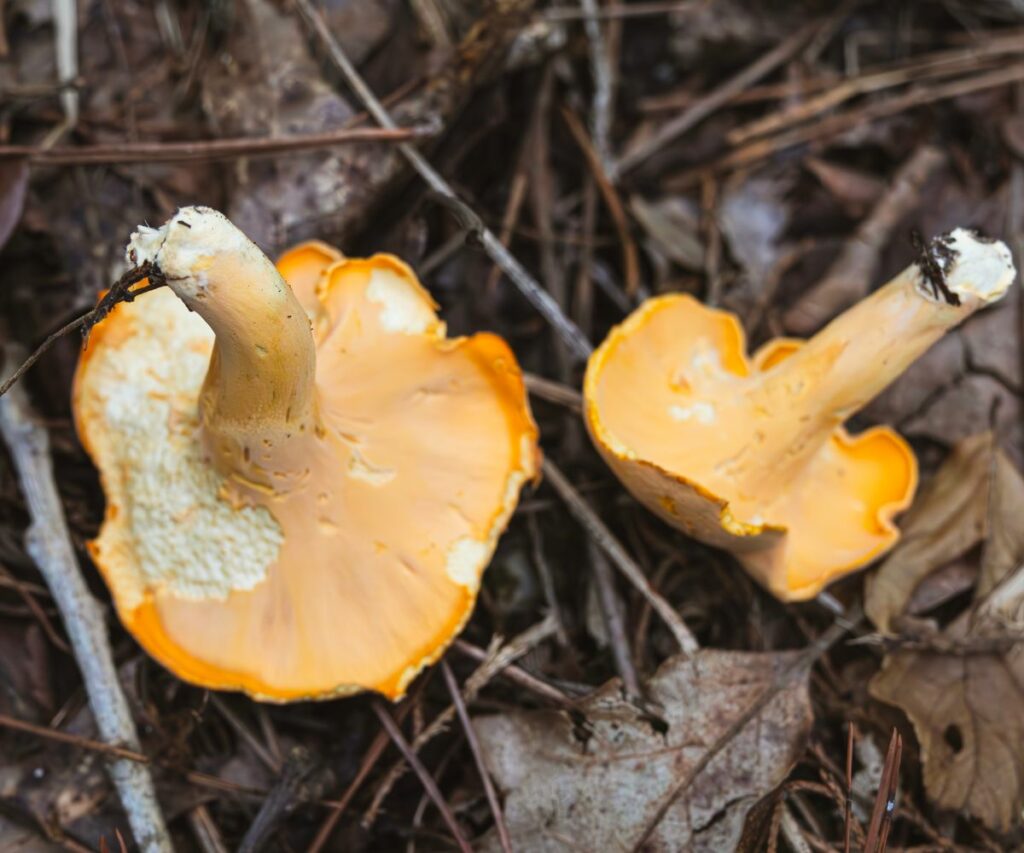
[441,661,513,853]
[0,714,312,805]
[0,349,171,853]
[364,616,559,826]
[293,0,593,362]
[0,711,148,762]
[454,638,577,704]
[542,458,699,653]
[50,0,77,144]
[784,145,946,334]
[523,373,583,408]
[779,807,814,853]
[844,723,855,853]
[188,805,230,853]
[209,695,280,774]
[485,71,545,300]
[589,539,643,700]
[562,105,640,296]
[578,0,614,172]
[0,265,163,399]
[527,513,570,646]
[0,562,70,652]
[307,696,420,853]
[669,61,1024,186]
[728,32,1024,147]
[0,125,435,166]
[238,747,317,853]
[864,729,902,853]
[851,629,1024,655]
[615,18,823,176]
[543,1,700,21]
[371,700,473,853]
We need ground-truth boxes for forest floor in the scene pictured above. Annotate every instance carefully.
[1,1,1024,850]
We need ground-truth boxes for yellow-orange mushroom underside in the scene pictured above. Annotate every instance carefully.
[584,228,1016,601]
[584,294,916,601]
[74,209,538,701]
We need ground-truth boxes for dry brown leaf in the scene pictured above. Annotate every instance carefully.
[474,650,812,851]
[804,157,885,218]
[630,195,704,272]
[902,376,1023,470]
[867,432,1024,831]
[865,432,995,633]
[871,646,1024,831]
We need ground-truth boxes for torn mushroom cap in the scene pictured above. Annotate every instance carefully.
[73,206,539,701]
[584,229,1016,601]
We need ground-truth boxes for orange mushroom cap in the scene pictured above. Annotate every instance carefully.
[584,229,1016,601]
[73,207,539,701]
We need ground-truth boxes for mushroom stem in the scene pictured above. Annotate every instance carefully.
[127,207,317,481]
[741,229,1015,496]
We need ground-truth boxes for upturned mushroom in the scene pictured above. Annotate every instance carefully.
[584,229,1016,601]
[73,207,539,701]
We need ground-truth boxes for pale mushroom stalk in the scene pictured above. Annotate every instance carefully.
[734,229,1015,498]
[128,208,317,485]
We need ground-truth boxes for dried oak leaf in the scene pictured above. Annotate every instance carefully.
[867,432,1024,832]
[474,650,812,851]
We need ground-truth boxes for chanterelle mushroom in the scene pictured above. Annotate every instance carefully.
[73,207,538,701]
[584,229,1016,602]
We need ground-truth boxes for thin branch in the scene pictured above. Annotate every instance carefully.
[561,106,640,296]
[542,458,699,653]
[293,0,593,363]
[209,696,281,773]
[364,617,560,826]
[784,145,946,334]
[0,265,163,398]
[864,729,903,853]
[239,747,316,853]
[544,1,701,21]
[779,807,814,853]
[0,711,149,762]
[0,563,71,652]
[589,540,643,700]
[0,125,435,166]
[615,18,822,175]
[52,0,78,137]
[453,638,576,705]
[370,701,473,853]
[670,60,1024,186]
[441,661,513,853]
[527,513,570,646]
[0,350,171,853]
[0,715,297,804]
[307,698,419,853]
[188,805,230,853]
[844,723,855,853]
[524,372,583,410]
[578,0,613,171]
